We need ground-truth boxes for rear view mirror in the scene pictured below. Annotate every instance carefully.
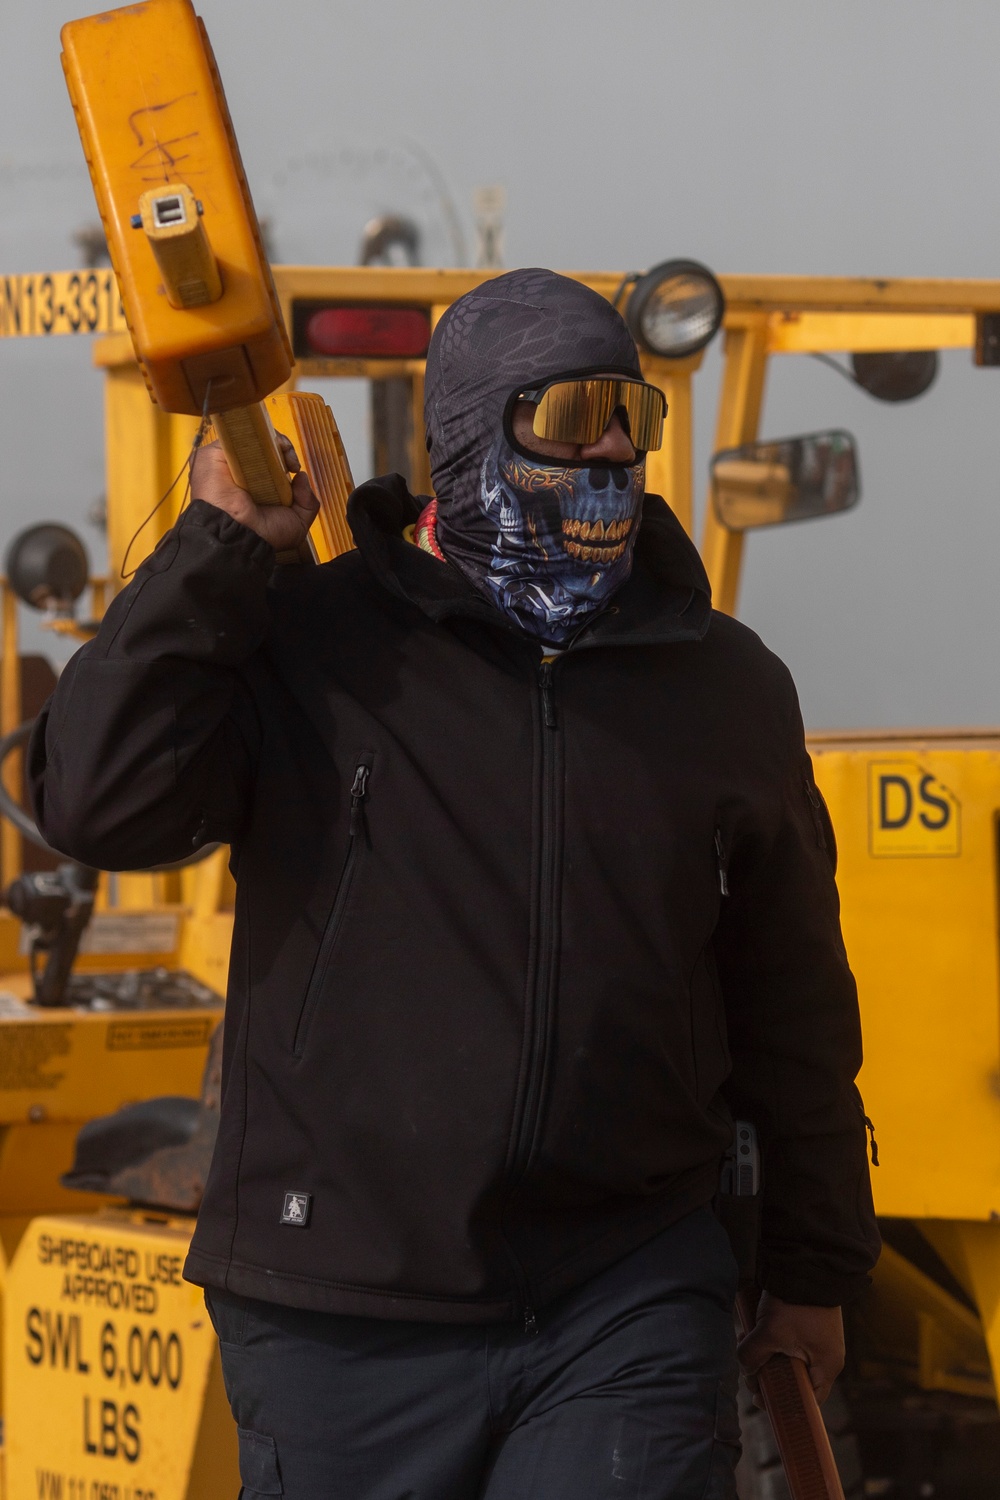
[711,430,860,531]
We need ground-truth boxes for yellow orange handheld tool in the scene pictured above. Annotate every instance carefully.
[61,0,353,562]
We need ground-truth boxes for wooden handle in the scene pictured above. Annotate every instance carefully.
[210,402,314,564]
[735,1289,846,1500]
[211,403,293,508]
[209,394,356,566]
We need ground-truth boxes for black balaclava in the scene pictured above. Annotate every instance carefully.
[424,268,646,646]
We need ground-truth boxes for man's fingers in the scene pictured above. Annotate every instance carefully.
[274,430,301,473]
[739,1335,840,1409]
[187,428,319,552]
[289,469,320,520]
[737,1326,786,1378]
[806,1357,839,1406]
[740,1294,845,1410]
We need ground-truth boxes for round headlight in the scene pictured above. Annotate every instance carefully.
[5,524,89,613]
[625,259,725,359]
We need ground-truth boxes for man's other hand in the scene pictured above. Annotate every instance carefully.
[737,1292,845,1406]
[191,433,320,554]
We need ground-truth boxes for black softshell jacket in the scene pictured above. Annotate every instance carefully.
[30,479,879,1323]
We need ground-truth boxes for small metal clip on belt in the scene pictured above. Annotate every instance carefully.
[717,1119,762,1285]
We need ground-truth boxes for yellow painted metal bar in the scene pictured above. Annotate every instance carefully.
[0,585,21,885]
[272,265,624,312]
[273,266,1000,317]
[699,321,770,615]
[639,353,703,537]
[92,331,138,369]
[12,268,1000,347]
[766,311,975,354]
[719,273,1000,314]
[168,411,204,520]
[103,363,175,585]
[408,369,433,498]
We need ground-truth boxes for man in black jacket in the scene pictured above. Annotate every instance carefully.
[31,269,879,1498]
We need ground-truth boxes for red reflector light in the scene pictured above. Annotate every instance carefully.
[303,306,430,358]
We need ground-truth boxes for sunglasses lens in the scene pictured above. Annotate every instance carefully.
[530,380,665,451]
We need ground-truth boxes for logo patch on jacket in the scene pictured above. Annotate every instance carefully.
[280,1191,312,1227]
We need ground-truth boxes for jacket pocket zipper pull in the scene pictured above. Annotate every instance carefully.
[714,828,729,897]
[863,1113,879,1167]
[349,762,370,840]
[803,775,828,850]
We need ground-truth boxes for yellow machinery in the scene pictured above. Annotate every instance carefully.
[5,20,1000,1479]
[3,262,1000,1494]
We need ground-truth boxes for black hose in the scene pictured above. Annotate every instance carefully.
[0,718,220,873]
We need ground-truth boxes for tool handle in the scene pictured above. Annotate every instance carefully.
[265,392,356,562]
[210,402,312,564]
[211,403,293,507]
[735,1289,846,1500]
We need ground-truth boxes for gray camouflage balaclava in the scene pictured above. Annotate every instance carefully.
[423,268,647,645]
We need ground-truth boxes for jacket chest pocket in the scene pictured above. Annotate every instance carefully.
[291,753,373,1058]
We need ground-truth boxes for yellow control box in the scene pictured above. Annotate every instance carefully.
[61,0,291,414]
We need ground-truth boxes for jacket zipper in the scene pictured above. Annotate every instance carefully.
[714,828,730,897]
[503,660,561,1334]
[292,755,372,1058]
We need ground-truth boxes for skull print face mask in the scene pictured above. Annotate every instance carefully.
[449,434,645,644]
[423,269,651,647]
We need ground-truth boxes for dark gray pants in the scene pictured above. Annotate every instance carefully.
[206,1207,740,1499]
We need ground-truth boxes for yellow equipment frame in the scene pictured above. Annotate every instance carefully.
[57,267,1000,1405]
[3,264,1000,1488]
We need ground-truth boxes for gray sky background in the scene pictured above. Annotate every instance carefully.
[3,0,1000,727]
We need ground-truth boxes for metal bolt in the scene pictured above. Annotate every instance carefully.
[27,1104,46,1123]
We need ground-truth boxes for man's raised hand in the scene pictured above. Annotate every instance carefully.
[191,431,320,555]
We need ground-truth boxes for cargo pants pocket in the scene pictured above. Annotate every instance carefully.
[237,1425,283,1496]
[700,1379,742,1499]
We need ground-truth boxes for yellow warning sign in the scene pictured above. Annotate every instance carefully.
[0,1009,218,1126]
[868,759,961,857]
[0,1023,72,1091]
[0,270,127,338]
[105,1017,216,1053]
[3,1212,235,1498]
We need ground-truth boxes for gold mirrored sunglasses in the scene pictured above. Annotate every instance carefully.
[519,377,667,452]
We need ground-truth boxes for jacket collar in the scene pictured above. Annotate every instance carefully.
[347,474,712,650]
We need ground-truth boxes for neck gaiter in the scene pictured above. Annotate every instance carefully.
[445,436,644,643]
